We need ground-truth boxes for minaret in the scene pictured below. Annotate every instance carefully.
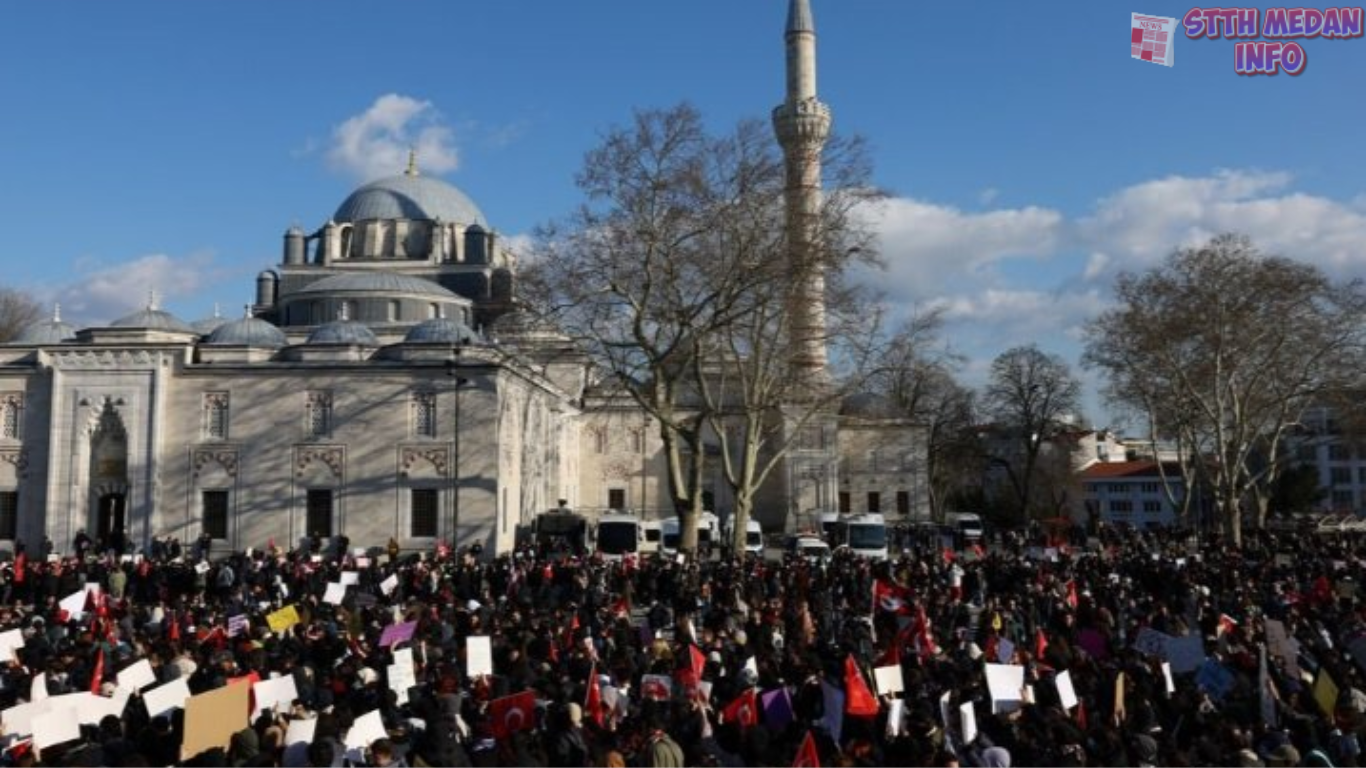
[773,0,832,388]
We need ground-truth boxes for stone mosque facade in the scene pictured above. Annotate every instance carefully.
[0,0,928,557]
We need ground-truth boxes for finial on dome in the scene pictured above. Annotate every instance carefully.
[338,304,350,322]
[212,302,221,319]
[243,304,252,319]
[405,147,419,177]
[148,289,159,311]
[52,303,61,323]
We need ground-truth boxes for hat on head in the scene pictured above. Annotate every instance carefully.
[567,703,583,727]
[357,667,379,685]
[467,599,481,612]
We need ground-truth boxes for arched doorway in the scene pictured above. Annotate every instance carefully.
[89,399,130,553]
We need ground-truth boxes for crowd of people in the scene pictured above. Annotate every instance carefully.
[0,521,1361,767]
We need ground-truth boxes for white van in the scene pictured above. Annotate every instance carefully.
[594,513,643,561]
[640,519,662,556]
[723,518,764,557]
[659,512,719,557]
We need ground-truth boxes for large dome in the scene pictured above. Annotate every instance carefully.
[294,272,459,299]
[333,174,487,228]
[12,318,76,345]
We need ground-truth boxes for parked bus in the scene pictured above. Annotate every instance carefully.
[831,513,889,560]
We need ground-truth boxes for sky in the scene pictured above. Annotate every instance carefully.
[2,1,1364,430]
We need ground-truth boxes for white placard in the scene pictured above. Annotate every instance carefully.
[938,691,952,727]
[393,648,414,672]
[387,663,416,706]
[282,716,318,767]
[323,582,346,606]
[143,678,193,719]
[195,561,211,575]
[466,636,493,678]
[344,709,387,762]
[984,663,1025,714]
[32,709,80,757]
[117,659,158,691]
[874,664,904,695]
[252,674,300,719]
[1163,662,1175,694]
[0,629,25,662]
[1055,670,1078,711]
[960,701,978,743]
[380,574,399,595]
[339,572,360,586]
[284,716,317,746]
[30,672,47,703]
[58,591,88,622]
[1,702,35,737]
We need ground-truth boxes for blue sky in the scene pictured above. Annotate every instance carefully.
[2,2,1364,429]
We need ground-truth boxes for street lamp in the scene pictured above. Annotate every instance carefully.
[446,354,471,547]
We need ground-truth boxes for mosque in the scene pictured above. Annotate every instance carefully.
[0,0,927,557]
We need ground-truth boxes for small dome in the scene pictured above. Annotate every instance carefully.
[404,317,479,345]
[205,317,288,348]
[294,272,459,299]
[306,319,379,346]
[110,307,194,333]
[12,319,76,345]
[840,392,900,418]
[333,174,488,227]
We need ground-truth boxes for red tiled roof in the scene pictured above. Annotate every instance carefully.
[1080,460,1183,479]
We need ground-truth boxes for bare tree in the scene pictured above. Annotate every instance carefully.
[527,104,880,557]
[866,308,977,520]
[0,288,42,343]
[1083,234,1366,545]
[981,345,1083,523]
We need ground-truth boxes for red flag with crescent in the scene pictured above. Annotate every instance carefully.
[722,687,758,728]
[585,664,605,727]
[490,690,537,740]
[793,730,821,768]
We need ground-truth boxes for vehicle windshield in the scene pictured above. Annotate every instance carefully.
[746,531,763,547]
[662,532,680,550]
[848,524,887,549]
[644,529,661,543]
[597,522,638,554]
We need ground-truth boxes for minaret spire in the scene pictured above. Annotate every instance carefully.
[773,0,832,386]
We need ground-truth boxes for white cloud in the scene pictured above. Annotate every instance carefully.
[327,94,459,181]
[40,251,222,327]
[869,197,1064,301]
[863,168,1366,426]
[978,187,1000,205]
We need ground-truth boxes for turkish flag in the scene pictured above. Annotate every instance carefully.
[584,665,605,727]
[13,552,24,584]
[722,688,758,728]
[1066,580,1079,610]
[793,730,821,768]
[89,647,104,694]
[873,579,911,615]
[843,656,878,717]
[490,690,537,739]
[1035,628,1049,660]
